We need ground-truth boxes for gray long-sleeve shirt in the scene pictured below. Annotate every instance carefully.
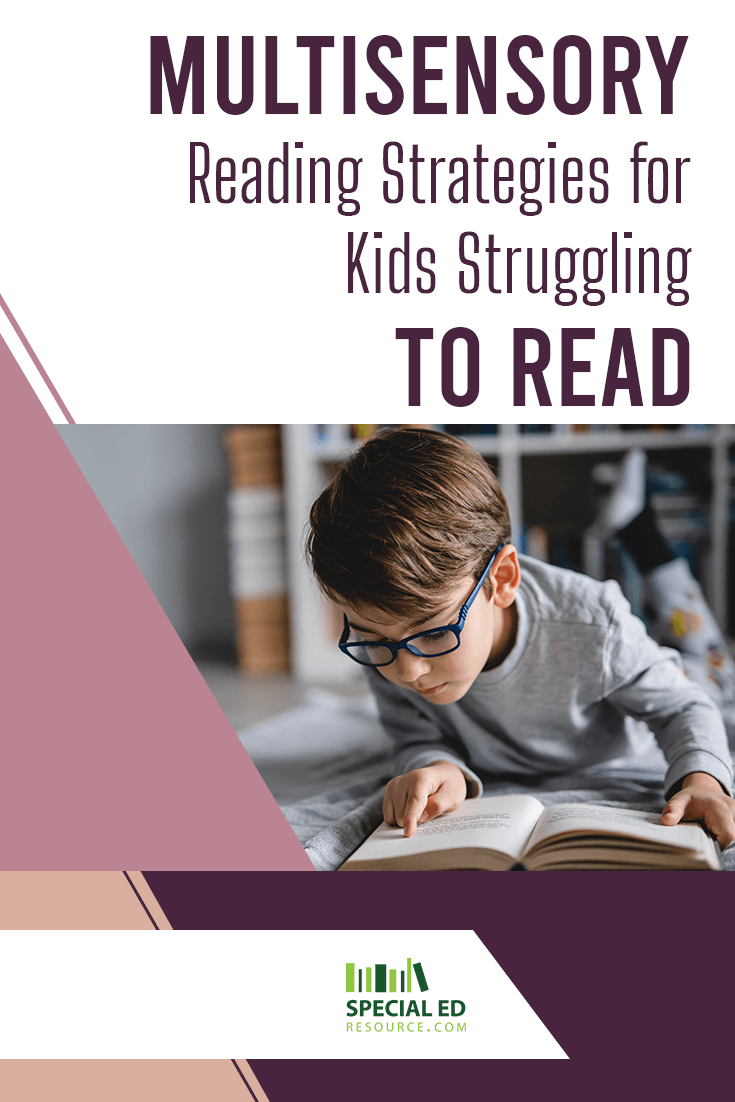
[366,555,733,799]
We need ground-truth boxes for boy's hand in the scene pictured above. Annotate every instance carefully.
[662,772,735,847]
[383,761,468,838]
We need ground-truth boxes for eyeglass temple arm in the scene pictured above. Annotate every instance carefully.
[457,544,506,622]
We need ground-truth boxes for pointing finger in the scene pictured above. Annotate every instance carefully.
[404,794,428,838]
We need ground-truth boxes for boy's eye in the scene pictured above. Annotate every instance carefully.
[409,629,458,656]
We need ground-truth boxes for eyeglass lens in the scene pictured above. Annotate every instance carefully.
[347,629,460,665]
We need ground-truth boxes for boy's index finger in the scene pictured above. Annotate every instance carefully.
[403,793,429,837]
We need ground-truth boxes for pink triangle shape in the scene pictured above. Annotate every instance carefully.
[0,335,312,870]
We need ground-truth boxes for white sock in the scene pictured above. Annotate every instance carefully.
[595,448,647,533]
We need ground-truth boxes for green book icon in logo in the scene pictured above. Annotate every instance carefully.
[346,959,429,993]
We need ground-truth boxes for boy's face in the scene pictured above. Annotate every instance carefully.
[339,565,518,705]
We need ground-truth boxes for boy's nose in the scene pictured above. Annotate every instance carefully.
[394,647,432,683]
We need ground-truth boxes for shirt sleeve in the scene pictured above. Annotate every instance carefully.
[600,580,733,798]
[363,666,484,797]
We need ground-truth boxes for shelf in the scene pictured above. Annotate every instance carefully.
[451,428,734,457]
[307,427,734,462]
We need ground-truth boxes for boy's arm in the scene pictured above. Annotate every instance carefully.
[606,652,733,796]
[602,581,735,839]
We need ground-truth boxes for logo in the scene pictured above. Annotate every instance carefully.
[345,956,428,994]
[344,955,466,1035]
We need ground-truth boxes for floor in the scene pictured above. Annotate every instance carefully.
[195,660,367,731]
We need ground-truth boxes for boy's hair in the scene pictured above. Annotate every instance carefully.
[306,428,511,619]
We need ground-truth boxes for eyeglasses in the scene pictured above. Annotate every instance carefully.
[338,545,506,667]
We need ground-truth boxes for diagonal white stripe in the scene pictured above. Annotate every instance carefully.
[0,299,69,423]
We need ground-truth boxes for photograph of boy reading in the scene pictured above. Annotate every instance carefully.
[305,429,735,858]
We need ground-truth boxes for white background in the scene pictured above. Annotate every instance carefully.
[0,930,566,1058]
[0,1,729,423]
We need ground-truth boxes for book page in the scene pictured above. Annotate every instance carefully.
[526,804,712,855]
[349,794,546,865]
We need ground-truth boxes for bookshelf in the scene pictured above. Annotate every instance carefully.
[282,425,735,684]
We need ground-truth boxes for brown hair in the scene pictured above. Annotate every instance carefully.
[306,428,511,619]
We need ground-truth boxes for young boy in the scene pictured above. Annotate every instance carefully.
[306,427,735,845]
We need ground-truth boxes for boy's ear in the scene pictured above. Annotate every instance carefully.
[491,545,522,608]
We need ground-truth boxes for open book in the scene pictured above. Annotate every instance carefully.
[339,795,720,871]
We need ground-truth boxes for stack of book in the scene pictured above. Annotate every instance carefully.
[223,426,289,675]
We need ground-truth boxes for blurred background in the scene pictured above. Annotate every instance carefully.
[58,424,735,731]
